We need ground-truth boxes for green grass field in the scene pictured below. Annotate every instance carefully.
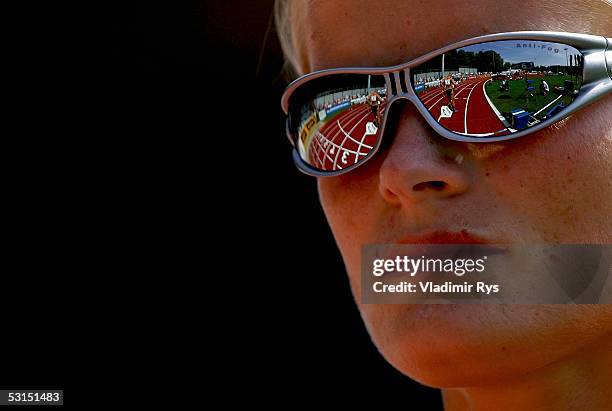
[485,75,580,123]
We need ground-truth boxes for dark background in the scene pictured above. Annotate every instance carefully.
[110,1,442,407]
[0,2,67,403]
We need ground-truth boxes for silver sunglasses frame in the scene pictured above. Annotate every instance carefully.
[281,31,612,177]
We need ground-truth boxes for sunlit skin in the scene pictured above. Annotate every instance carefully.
[284,0,612,409]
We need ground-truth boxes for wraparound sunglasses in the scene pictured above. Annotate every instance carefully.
[281,31,612,177]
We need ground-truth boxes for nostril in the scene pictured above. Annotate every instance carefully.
[413,181,447,192]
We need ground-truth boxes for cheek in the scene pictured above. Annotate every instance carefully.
[477,118,612,242]
[317,179,363,245]
[317,157,386,245]
[317,160,387,293]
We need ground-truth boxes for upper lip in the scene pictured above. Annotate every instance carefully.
[395,230,495,244]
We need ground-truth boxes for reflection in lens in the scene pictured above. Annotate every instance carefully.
[412,40,583,137]
[289,74,387,171]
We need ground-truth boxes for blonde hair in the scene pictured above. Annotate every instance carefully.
[274,0,298,79]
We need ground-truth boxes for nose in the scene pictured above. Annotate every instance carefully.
[378,103,470,206]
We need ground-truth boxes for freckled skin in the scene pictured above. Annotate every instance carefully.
[289,0,612,397]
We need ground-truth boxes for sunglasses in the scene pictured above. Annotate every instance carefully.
[281,31,612,177]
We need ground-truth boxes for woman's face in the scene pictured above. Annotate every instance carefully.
[291,0,612,387]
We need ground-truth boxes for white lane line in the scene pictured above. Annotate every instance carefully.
[421,88,445,105]
[318,105,367,148]
[315,113,369,167]
[332,112,369,169]
[422,91,444,106]
[481,79,511,128]
[464,80,481,134]
[340,120,374,164]
[337,121,374,149]
[316,106,366,167]
[314,134,332,167]
[426,80,478,111]
[329,105,374,163]
[421,79,474,105]
[455,128,511,137]
[455,131,495,137]
[435,80,479,122]
[354,126,372,163]
[312,135,335,168]
[534,95,563,117]
[428,95,447,111]
[314,105,369,169]
[316,136,368,156]
[322,105,369,146]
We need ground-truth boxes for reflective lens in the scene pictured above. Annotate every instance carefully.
[288,74,387,171]
[412,40,583,137]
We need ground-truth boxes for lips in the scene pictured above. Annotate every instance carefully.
[395,229,493,245]
[387,230,508,265]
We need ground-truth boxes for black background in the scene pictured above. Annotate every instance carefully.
[110,1,443,408]
[1,2,67,404]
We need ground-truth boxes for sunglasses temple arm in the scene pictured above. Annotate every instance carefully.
[285,119,295,146]
[606,38,612,80]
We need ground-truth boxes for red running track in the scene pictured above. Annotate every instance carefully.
[308,102,385,171]
[307,78,510,171]
[418,76,509,136]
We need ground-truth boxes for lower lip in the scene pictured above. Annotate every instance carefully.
[378,244,506,266]
[396,231,494,244]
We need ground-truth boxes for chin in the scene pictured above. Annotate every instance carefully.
[358,304,612,387]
